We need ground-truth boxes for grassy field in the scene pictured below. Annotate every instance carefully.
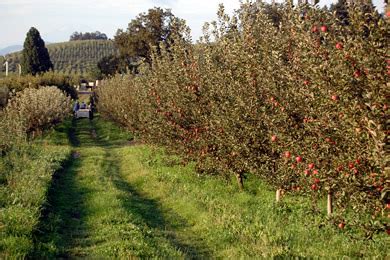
[27,115,388,258]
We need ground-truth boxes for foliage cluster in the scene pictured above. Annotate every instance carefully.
[97,3,389,234]
[114,7,188,66]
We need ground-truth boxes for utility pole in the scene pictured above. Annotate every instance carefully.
[3,60,8,77]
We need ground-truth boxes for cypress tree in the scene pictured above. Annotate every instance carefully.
[21,27,53,75]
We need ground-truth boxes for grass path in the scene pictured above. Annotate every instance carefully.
[32,117,210,258]
[31,116,388,258]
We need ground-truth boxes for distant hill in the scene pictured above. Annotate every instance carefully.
[0,45,23,56]
[3,40,117,75]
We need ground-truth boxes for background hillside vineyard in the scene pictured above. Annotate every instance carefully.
[2,40,117,75]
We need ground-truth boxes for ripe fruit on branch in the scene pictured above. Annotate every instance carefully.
[313,170,319,175]
[348,162,354,169]
[320,25,328,32]
[335,42,343,50]
[284,151,291,158]
[311,184,318,190]
[314,178,320,184]
[355,159,361,165]
[338,222,345,229]
[271,135,277,142]
[304,80,310,86]
[296,156,303,163]
[308,163,315,169]
[304,169,310,176]
[331,95,339,101]
[354,70,361,78]
[311,26,318,33]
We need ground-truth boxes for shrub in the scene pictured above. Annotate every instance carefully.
[0,87,71,153]
[0,72,78,100]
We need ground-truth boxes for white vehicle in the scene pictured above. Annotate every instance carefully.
[76,108,91,118]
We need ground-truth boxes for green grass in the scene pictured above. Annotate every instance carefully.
[29,115,388,258]
[0,121,72,258]
[117,147,389,258]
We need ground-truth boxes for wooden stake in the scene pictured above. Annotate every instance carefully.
[327,192,333,216]
[276,189,281,202]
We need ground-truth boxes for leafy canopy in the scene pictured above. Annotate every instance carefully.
[114,7,186,64]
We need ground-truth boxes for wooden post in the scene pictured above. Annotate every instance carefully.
[4,61,8,77]
[18,64,21,76]
[276,189,281,202]
[327,191,333,216]
[235,173,244,191]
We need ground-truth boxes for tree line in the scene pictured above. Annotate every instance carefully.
[70,31,108,41]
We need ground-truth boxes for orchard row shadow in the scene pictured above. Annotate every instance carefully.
[31,151,91,258]
[32,117,210,258]
[95,117,212,258]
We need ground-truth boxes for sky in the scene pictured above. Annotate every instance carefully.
[0,0,386,49]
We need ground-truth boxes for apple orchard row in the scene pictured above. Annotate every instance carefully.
[97,4,389,234]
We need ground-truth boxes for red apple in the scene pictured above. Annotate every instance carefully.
[311,184,318,190]
[284,151,291,158]
[348,162,354,169]
[313,170,319,175]
[331,95,339,101]
[296,156,303,163]
[304,80,310,86]
[314,178,320,184]
[387,229,390,235]
[308,163,315,169]
[386,203,390,210]
[335,42,343,50]
[320,25,328,32]
[387,11,390,17]
[304,169,310,176]
[337,165,343,172]
[291,164,297,169]
[311,26,318,33]
[355,159,361,165]
[338,222,345,229]
[271,135,277,142]
[354,70,361,78]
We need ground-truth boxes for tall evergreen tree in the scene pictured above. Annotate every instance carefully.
[21,27,53,75]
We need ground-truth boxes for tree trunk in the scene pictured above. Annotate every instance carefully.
[235,173,244,191]
[276,189,281,202]
[327,191,333,216]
